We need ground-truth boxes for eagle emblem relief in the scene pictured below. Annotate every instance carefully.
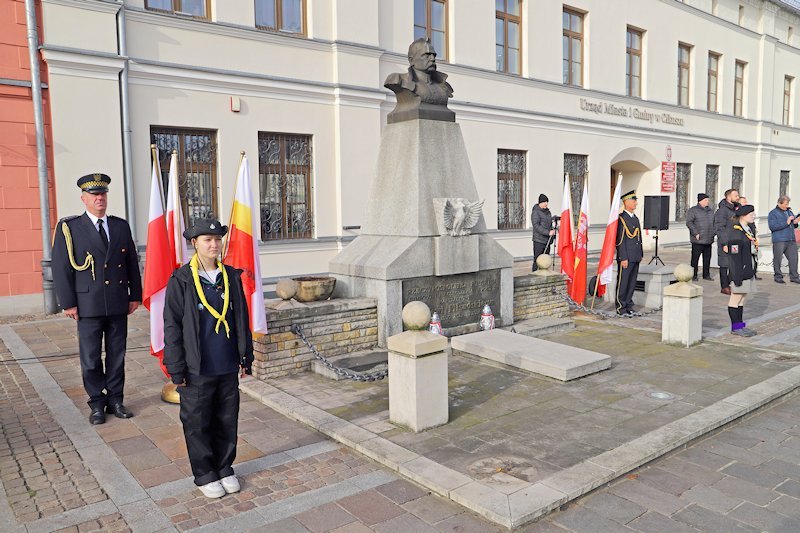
[443,198,484,237]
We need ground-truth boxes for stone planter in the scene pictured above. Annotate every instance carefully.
[293,276,337,302]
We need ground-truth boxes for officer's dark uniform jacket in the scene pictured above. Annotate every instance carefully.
[163,263,254,384]
[52,214,142,316]
[616,211,643,262]
[727,223,755,287]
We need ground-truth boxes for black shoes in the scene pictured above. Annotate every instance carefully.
[692,275,698,281]
[106,403,134,419]
[776,279,786,284]
[703,276,715,281]
[89,406,106,425]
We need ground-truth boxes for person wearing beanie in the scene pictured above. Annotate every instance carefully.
[685,192,715,281]
[714,188,741,294]
[726,204,758,337]
[530,194,554,271]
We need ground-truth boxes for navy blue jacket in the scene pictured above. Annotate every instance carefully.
[616,211,643,263]
[767,206,798,242]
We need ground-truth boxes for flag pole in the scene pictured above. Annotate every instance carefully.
[223,151,246,260]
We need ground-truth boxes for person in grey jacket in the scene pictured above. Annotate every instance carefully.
[714,189,740,294]
[531,194,554,271]
[686,193,715,281]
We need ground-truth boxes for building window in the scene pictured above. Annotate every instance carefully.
[678,43,691,107]
[150,127,218,230]
[626,27,643,97]
[781,170,790,197]
[496,0,521,75]
[255,0,305,35]
[414,0,447,60]
[732,166,744,192]
[675,163,691,222]
[705,165,719,206]
[707,52,719,112]
[734,61,745,117]
[497,150,526,230]
[562,7,583,87]
[564,154,588,227]
[784,76,793,126]
[258,132,313,241]
[738,5,745,26]
[145,0,209,19]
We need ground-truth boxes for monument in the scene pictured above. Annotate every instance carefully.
[330,38,514,345]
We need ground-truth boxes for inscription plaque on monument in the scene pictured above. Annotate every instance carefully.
[402,270,501,330]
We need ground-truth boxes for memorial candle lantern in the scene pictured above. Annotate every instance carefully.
[429,311,443,335]
[479,304,495,331]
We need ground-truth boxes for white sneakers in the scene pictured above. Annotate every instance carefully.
[198,481,225,499]
[220,475,240,494]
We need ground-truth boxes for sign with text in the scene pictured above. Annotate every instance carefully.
[402,270,501,329]
[661,162,676,193]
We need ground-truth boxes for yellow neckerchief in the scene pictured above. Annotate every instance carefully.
[61,222,95,280]
[733,224,757,245]
[616,213,640,245]
[190,254,231,338]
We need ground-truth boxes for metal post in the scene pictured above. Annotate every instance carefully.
[117,4,137,242]
[24,0,58,314]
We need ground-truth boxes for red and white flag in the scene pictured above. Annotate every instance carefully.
[224,154,268,336]
[595,177,624,297]
[166,151,190,269]
[569,179,590,304]
[142,149,172,377]
[558,175,575,289]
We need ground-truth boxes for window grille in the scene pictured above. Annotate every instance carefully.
[705,165,719,207]
[781,170,790,198]
[732,166,744,193]
[497,149,526,230]
[675,163,691,221]
[564,154,588,227]
[258,132,314,241]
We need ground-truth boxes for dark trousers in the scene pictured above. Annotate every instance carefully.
[179,373,240,486]
[690,243,712,278]
[532,241,551,271]
[616,261,640,313]
[772,240,800,281]
[719,267,730,289]
[77,314,128,409]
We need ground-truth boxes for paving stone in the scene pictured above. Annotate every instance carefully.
[721,462,787,489]
[580,492,646,525]
[294,502,355,532]
[657,456,725,485]
[762,458,800,481]
[766,494,800,518]
[634,466,696,496]
[607,480,685,516]
[776,478,800,498]
[728,501,800,532]
[372,512,438,533]
[375,479,428,505]
[679,484,742,514]
[711,474,781,506]
[433,511,504,532]
[401,494,460,524]
[246,517,311,532]
[551,505,634,533]
[336,489,405,526]
[673,504,758,533]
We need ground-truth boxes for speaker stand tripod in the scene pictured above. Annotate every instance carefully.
[649,229,665,266]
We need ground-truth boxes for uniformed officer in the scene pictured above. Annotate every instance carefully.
[616,190,644,315]
[51,173,142,425]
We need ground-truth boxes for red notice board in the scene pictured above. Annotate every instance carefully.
[661,162,676,193]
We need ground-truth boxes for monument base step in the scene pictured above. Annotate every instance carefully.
[506,317,575,337]
[451,329,610,381]
[311,349,388,381]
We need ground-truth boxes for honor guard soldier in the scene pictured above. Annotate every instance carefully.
[616,190,644,315]
[52,173,142,425]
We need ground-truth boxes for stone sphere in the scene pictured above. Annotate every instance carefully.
[674,263,694,283]
[535,254,553,271]
[402,301,432,331]
[275,278,298,300]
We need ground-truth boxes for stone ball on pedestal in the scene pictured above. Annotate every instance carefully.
[535,254,553,271]
[275,278,298,300]
[402,301,432,331]
[674,263,694,283]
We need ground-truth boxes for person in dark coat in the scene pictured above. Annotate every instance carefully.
[714,189,740,294]
[530,194,554,271]
[163,218,254,499]
[616,190,643,315]
[726,204,758,337]
[738,196,761,280]
[51,173,142,425]
[685,193,716,281]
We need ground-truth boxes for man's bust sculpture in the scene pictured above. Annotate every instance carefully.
[385,38,455,124]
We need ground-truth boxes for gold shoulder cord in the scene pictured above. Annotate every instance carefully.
[616,216,641,245]
[61,222,95,280]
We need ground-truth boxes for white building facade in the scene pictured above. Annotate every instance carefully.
[39,0,800,280]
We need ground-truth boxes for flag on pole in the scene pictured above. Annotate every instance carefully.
[166,151,190,269]
[224,154,268,336]
[558,174,575,289]
[595,176,624,297]
[569,179,590,304]
[142,147,172,377]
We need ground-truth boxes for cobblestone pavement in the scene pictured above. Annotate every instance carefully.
[530,391,800,532]
[0,314,497,532]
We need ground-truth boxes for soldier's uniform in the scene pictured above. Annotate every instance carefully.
[616,190,644,315]
[51,174,142,422]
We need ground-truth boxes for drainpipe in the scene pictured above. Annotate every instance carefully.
[117,3,137,242]
[24,0,58,314]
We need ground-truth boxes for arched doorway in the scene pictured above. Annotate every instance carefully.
[609,147,659,201]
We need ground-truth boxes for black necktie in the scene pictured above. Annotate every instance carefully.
[98,219,109,248]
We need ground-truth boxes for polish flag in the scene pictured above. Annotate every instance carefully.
[166,151,190,268]
[558,175,575,289]
[595,177,624,297]
[223,154,268,336]
[142,147,172,377]
[569,180,590,304]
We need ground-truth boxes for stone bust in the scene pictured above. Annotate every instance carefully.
[384,37,455,124]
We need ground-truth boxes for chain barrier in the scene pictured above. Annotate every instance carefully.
[291,324,388,382]
[553,289,662,319]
